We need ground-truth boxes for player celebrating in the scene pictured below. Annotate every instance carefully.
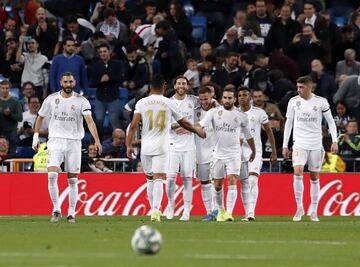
[126,75,205,222]
[166,76,199,221]
[33,72,102,223]
[283,76,338,222]
[238,87,277,221]
[194,86,217,221]
[198,88,256,221]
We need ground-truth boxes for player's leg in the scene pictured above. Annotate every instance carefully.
[197,163,214,221]
[212,159,226,221]
[151,153,168,222]
[248,156,262,220]
[308,148,325,222]
[292,147,308,221]
[224,157,241,221]
[165,151,180,219]
[239,161,250,221]
[46,138,64,223]
[64,140,82,223]
[179,150,195,221]
[140,154,154,212]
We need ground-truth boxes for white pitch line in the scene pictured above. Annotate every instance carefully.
[186,253,274,260]
[180,239,347,246]
[0,252,119,258]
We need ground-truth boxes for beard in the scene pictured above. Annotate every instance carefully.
[223,103,234,110]
[62,86,74,94]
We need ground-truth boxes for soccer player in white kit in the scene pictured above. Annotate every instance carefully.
[32,72,102,223]
[238,87,277,221]
[166,76,199,221]
[194,86,217,221]
[282,76,338,222]
[126,75,205,222]
[198,88,256,221]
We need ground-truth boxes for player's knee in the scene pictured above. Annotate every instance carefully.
[200,180,211,185]
[227,175,237,185]
[182,176,192,183]
[249,175,258,187]
[166,173,176,180]
[48,172,58,184]
[68,177,78,185]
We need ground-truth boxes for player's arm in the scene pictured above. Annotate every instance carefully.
[242,123,256,162]
[177,118,206,139]
[32,115,44,151]
[263,122,277,163]
[126,113,141,159]
[282,101,294,159]
[84,114,102,156]
[323,109,339,154]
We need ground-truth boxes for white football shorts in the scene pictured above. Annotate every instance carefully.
[141,153,168,175]
[248,155,263,175]
[47,138,82,173]
[167,150,195,177]
[196,162,211,181]
[211,156,241,179]
[292,146,325,172]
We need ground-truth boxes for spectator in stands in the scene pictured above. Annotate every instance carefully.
[0,80,23,155]
[334,101,352,135]
[269,48,300,83]
[49,36,88,94]
[122,44,150,99]
[80,31,107,64]
[349,10,360,48]
[302,0,329,42]
[95,7,128,49]
[62,15,93,46]
[19,82,36,112]
[288,23,325,75]
[81,143,99,172]
[239,53,256,88]
[265,4,301,53]
[310,59,337,105]
[198,54,216,81]
[215,28,241,58]
[333,25,360,65]
[16,36,49,100]
[212,52,243,88]
[94,159,113,172]
[335,48,360,85]
[184,58,200,90]
[167,0,193,49]
[90,0,115,25]
[90,43,124,136]
[333,75,360,124]
[338,119,360,169]
[141,0,157,24]
[17,95,48,146]
[0,136,12,167]
[221,9,247,43]
[252,88,285,127]
[199,42,213,62]
[101,128,127,158]
[1,37,22,89]
[247,0,275,38]
[0,17,17,44]
[26,7,58,60]
[268,69,296,103]
[114,0,132,27]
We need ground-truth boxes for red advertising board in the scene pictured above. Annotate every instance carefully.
[0,173,359,216]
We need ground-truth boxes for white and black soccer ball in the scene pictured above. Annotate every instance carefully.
[131,225,162,255]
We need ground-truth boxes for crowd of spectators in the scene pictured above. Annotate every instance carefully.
[0,0,359,172]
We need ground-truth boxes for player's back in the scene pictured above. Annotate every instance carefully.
[135,94,182,155]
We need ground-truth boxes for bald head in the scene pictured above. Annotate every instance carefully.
[112,128,126,147]
[36,7,47,22]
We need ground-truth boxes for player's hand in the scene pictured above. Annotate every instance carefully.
[95,141,102,156]
[249,151,255,162]
[127,147,135,159]
[175,127,190,135]
[331,142,338,154]
[32,133,40,152]
[195,126,206,139]
[270,151,277,164]
[282,147,289,160]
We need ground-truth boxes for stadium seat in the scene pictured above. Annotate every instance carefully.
[333,16,346,27]
[16,146,35,158]
[183,4,195,17]
[191,16,207,45]
[10,88,21,100]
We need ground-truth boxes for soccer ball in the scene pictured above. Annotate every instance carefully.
[131,225,162,255]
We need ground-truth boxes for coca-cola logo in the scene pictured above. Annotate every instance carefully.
[58,180,201,216]
[307,180,360,216]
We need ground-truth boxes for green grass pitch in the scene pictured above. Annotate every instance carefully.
[0,216,359,267]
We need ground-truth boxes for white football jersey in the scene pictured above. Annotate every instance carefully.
[38,92,91,140]
[241,106,269,160]
[194,106,216,164]
[135,94,183,155]
[169,94,199,151]
[285,94,330,150]
[199,106,252,160]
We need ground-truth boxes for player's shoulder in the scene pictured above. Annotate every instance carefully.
[289,95,301,102]
[252,106,266,114]
[313,94,328,103]
[43,92,59,102]
[235,107,248,117]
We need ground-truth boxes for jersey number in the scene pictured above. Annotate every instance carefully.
[145,110,166,130]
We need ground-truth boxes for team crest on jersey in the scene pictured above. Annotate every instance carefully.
[71,105,76,111]
[251,116,255,122]
[313,106,318,111]
[188,104,193,109]
[196,112,201,118]
[55,99,60,104]
[218,110,223,116]
[296,101,301,109]
[234,117,239,123]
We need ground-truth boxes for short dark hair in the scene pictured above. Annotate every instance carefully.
[0,80,11,87]
[22,81,36,90]
[63,36,76,45]
[97,42,111,51]
[173,75,189,85]
[93,31,105,39]
[198,86,212,95]
[125,44,137,54]
[28,95,40,103]
[103,7,116,19]
[151,74,166,89]
[222,87,236,96]
[296,75,313,85]
[155,20,170,31]
[64,14,78,26]
[302,23,314,31]
[61,72,75,79]
[238,86,251,93]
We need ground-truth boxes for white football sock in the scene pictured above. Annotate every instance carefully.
[182,177,193,215]
[152,179,164,211]
[310,179,320,213]
[68,178,78,217]
[48,172,60,213]
[201,183,213,214]
[166,174,176,206]
[226,185,237,214]
[294,175,304,209]
[248,175,259,215]
[240,178,250,215]
[146,179,154,210]
[214,188,224,210]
